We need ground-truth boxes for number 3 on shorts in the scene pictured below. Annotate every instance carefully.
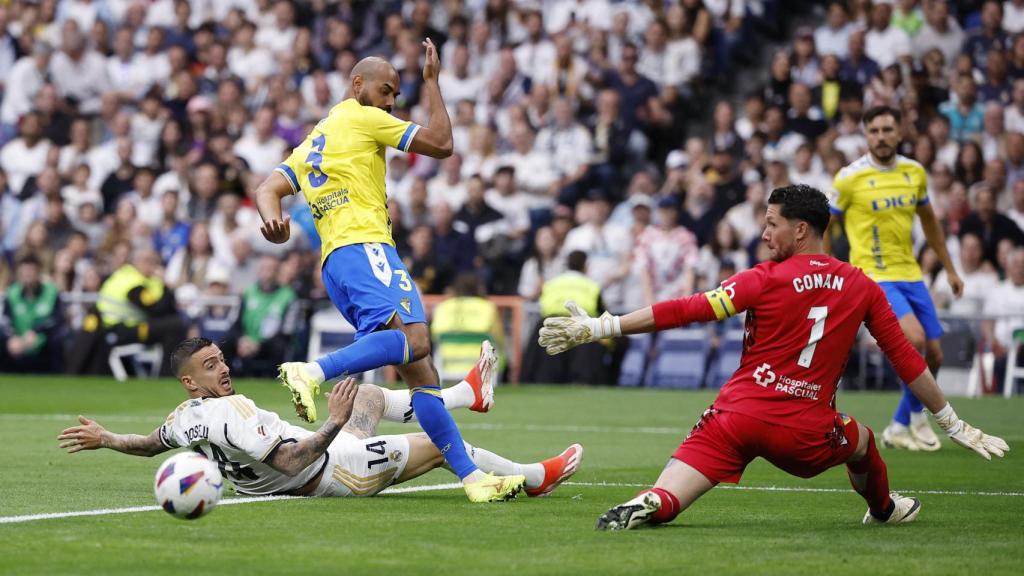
[798,306,828,368]
[395,269,412,291]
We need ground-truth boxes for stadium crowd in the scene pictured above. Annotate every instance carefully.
[1,0,1024,381]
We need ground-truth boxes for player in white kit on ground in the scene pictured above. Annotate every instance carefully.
[58,337,581,499]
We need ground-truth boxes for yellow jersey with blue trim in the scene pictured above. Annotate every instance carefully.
[830,154,928,282]
[275,98,421,262]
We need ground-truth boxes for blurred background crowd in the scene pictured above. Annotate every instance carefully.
[1,0,1023,385]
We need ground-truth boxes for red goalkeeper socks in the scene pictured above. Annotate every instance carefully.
[646,488,682,524]
[846,428,894,518]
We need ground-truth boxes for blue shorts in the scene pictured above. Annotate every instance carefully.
[878,281,944,340]
[322,243,426,339]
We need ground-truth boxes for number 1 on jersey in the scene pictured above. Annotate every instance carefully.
[798,306,828,368]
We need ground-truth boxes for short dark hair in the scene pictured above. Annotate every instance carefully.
[567,250,588,272]
[16,254,41,268]
[170,337,214,377]
[768,184,830,237]
[863,105,902,125]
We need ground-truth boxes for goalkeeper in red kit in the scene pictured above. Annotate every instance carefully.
[539,185,1009,530]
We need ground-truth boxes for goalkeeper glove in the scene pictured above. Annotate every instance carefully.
[931,403,1010,460]
[537,301,621,355]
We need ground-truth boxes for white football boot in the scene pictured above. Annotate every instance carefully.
[881,423,920,451]
[862,493,921,525]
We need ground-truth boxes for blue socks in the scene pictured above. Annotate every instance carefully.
[316,330,410,380]
[893,386,924,426]
[411,385,478,479]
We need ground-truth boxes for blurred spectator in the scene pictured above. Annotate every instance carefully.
[430,272,506,377]
[963,0,1010,71]
[223,254,298,377]
[233,106,286,177]
[696,220,751,292]
[0,41,52,135]
[522,250,613,385]
[428,153,467,210]
[15,220,55,278]
[1,110,51,195]
[959,185,1024,268]
[0,255,62,373]
[166,220,220,292]
[456,174,503,239]
[153,191,190,264]
[634,196,698,305]
[71,248,186,375]
[916,2,965,69]
[983,248,1024,383]
[840,29,880,86]
[431,200,475,274]
[50,21,109,115]
[561,193,631,312]
[405,224,452,295]
[935,232,1000,314]
[815,1,853,58]
[518,225,565,301]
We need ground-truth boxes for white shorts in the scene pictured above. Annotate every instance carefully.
[310,432,411,498]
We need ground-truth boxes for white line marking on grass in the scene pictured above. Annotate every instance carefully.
[5,480,1020,525]
[563,481,1024,497]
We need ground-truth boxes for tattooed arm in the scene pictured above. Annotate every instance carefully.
[267,378,358,476]
[341,385,385,440]
[58,416,170,457]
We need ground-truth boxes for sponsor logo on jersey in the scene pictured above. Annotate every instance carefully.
[752,363,823,399]
[399,298,411,313]
[389,450,403,463]
[870,193,916,212]
[809,259,829,267]
[792,273,845,293]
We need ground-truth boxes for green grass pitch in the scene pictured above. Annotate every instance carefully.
[0,376,1021,575]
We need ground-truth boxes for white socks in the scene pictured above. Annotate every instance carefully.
[303,362,326,385]
[463,442,545,489]
[380,381,477,423]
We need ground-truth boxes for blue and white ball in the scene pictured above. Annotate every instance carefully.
[154,452,223,520]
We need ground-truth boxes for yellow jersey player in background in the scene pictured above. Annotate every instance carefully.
[827,105,964,452]
[254,39,526,502]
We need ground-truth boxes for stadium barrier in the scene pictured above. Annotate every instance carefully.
[48,292,1024,395]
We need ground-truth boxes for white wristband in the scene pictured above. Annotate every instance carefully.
[588,313,622,340]
[932,403,962,435]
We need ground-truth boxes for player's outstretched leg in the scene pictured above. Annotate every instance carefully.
[279,329,411,423]
[596,458,715,531]
[847,424,921,525]
[453,441,582,498]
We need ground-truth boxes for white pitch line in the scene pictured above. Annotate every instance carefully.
[3,480,1021,525]
[563,481,1024,497]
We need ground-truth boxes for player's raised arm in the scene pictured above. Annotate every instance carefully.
[266,377,358,476]
[864,284,1008,459]
[255,171,294,244]
[57,416,169,457]
[406,38,453,159]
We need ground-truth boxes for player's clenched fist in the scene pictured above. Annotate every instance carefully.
[326,377,359,427]
[422,37,440,82]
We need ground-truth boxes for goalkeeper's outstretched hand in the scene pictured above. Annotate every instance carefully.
[538,301,620,355]
[933,404,1010,460]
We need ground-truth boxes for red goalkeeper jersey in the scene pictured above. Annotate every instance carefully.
[652,254,927,432]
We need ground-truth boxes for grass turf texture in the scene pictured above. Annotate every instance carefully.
[0,376,1021,576]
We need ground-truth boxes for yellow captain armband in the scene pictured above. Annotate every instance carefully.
[703,284,737,320]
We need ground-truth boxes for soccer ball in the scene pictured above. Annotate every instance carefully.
[154,452,223,520]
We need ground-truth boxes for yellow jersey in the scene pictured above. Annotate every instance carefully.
[276,98,421,262]
[830,154,928,282]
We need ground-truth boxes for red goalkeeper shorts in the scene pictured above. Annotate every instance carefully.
[671,406,861,484]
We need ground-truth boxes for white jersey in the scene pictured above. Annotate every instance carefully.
[158,395,323,496]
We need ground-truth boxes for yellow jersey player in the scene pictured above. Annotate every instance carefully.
[254,39,525,502]
[828,105,964,452]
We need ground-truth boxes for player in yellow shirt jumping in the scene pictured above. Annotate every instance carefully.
[828,105,963,452]
[254,39,528,502]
